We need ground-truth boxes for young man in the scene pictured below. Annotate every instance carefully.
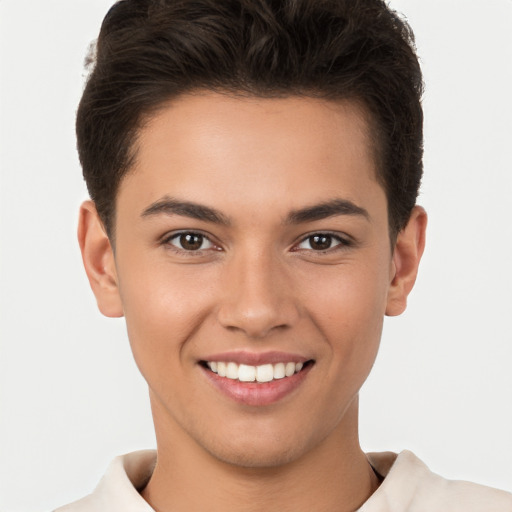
[56,0,512,510]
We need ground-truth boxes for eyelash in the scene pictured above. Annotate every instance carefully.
[161,230,353,256]
[293,232,353,253]
[162,231,219,255]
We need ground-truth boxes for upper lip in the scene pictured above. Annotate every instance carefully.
[200,351,311,366]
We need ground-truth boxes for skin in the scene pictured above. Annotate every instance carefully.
[79,93,426,512]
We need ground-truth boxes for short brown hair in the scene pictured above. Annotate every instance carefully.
[77,0,424,240]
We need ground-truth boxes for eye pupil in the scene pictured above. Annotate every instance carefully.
[310,235,332,250]
[180,233,203,250]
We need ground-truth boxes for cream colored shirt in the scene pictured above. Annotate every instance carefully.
[54,450,512,511]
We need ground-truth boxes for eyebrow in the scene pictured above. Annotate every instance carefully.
[141,196,369,225]
[285,199,369,224]
[141,196,231,225]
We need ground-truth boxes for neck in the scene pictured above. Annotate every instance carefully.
[142,395,379,512]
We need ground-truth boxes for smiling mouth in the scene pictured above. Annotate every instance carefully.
[201,360,314,383]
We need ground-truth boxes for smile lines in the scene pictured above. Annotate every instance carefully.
[205,361,305,383]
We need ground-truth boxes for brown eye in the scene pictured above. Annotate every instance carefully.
[180,233,203,250]
[168,232,213,251]
[308,234,333,251]
[296,233,347,252]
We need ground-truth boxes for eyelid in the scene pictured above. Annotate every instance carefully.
[161,229,221,253]
[292,231,353,252]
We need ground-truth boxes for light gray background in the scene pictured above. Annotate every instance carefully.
[1,1,511,510]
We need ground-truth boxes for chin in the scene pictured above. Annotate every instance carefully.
[198,423,321,469]
[207,442,303,469]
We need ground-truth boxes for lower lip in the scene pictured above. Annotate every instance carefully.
[201,364,313,406]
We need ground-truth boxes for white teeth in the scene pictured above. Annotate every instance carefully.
[273,362,286,379]
[238,364,256,382]
[226,362,238,379]
[206,360,307,382]
[285,362,296,377]
[217,361,227,377]
[256,364,274,383]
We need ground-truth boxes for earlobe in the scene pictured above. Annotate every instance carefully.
[77,200,124,318]
[385,206,427,317]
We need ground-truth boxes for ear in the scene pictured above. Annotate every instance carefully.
[77,200,124,318]
[386,206,427,316]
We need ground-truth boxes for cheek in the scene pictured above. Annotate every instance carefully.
[308,256,389,330]
[115,256,216,376]
[307,258,390,376]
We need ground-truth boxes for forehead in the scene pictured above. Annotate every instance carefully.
[118,92,385,224]
[136,93,374,167]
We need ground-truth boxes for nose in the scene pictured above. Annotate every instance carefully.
[216,249,301,339]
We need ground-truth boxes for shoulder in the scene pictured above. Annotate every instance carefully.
[360,450,512,512]
[53,450,156,512]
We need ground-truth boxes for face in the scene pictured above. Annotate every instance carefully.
[82,93,424,468]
